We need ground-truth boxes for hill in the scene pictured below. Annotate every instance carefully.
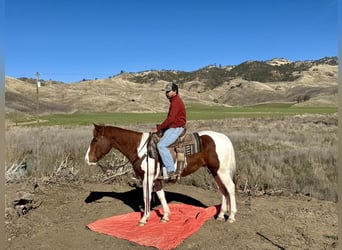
[5,56,338,117]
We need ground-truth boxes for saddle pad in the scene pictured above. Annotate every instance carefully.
[184,132,202,156]
[87,203,219,250]
[148,132,202,159]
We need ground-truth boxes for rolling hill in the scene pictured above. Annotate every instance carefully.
[5,57,338,118]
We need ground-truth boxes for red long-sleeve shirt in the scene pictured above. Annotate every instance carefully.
[157,94,186,131]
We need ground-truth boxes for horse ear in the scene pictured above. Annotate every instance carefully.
[93,123,101,134]
[93,123,104,135]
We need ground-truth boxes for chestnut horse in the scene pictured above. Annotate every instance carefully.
[85,124,237,226]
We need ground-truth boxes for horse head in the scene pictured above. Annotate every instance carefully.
[85,123,112,165]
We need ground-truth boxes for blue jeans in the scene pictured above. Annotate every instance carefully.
[157,127,184,173]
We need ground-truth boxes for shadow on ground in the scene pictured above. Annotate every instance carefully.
[84,186,207,212]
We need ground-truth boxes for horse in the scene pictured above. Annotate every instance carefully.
[85,124,237,226]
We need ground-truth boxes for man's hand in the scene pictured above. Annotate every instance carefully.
[150,128,158,133]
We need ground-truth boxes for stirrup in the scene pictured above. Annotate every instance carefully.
[168,172,178,180]
[157,171,179,181]
[167,172,180,183]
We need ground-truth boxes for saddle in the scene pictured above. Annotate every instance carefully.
[147,129,202,181]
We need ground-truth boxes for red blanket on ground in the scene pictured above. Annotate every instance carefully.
[87,203,218,250]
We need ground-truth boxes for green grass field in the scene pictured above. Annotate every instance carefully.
[31,103,337,126]
[8,103,337,126]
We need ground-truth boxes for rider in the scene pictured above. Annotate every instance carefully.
[150,82,186,180]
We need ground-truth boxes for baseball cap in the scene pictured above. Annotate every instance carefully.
[163,83,178,92]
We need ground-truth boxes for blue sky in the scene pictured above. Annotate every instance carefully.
[5,0,338,83]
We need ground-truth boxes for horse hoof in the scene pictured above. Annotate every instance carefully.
[227,218,235,224]
[137,222,146,227]
[216,217,225,222]
[160,218,169,223]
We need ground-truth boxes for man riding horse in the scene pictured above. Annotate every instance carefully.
[150,82,186,181]
[85,83,237,225]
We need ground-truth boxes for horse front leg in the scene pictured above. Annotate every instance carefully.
[154,180,171,223]
[137,172,154,226]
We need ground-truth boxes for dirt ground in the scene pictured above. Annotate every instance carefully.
[5,179,338,250]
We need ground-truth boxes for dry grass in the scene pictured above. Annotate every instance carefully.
[5,114,337,201]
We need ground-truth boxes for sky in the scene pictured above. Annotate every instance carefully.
[5,0,338,83]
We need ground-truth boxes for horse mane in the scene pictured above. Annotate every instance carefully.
[93,123,142,137]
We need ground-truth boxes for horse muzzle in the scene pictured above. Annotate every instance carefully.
[85,159,97,166]
[84,155,97,166]
[84,153,97,166]
[85,146,98,166]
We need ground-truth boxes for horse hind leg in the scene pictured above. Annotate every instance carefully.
[214,173,237,223]
[213,176,228,221]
